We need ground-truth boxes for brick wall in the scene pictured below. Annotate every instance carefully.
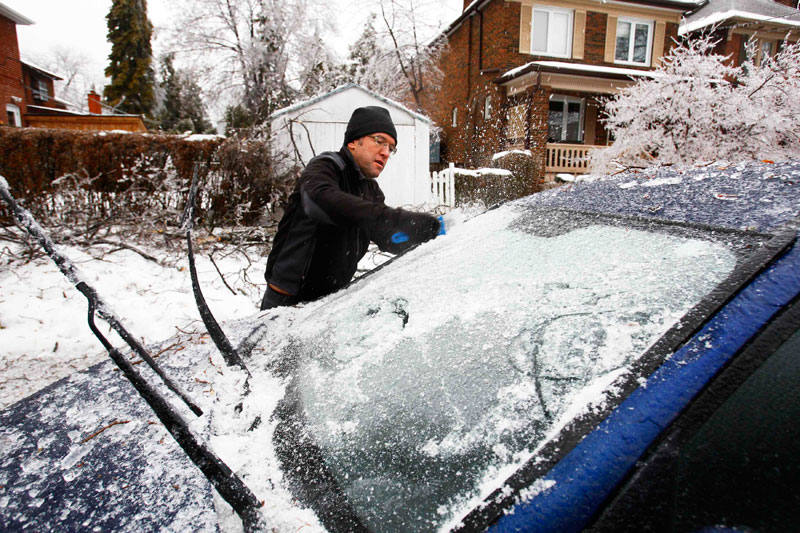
[584,11,608,64]
[0,16,25,126]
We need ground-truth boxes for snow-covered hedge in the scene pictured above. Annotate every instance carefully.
[452,149,538,207]
[0,129,294,229]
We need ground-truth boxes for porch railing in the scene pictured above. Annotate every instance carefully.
[545,143,599,175]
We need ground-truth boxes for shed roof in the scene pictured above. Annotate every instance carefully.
[270,83,431,124]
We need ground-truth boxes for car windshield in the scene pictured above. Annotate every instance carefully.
[275,204,754,532]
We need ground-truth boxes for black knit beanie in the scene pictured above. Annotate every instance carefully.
[344,106,398,146]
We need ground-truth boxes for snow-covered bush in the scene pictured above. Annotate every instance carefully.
[591,33,800,172]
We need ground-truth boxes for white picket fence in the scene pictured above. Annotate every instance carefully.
[430,162,455,208]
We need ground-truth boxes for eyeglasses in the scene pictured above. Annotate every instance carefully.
[369,135,397,155]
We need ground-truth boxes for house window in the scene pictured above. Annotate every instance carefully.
[33,79,49,102]
[548,95,584,143]
[531,6,573,58]
[615,18,653,66]
[760,40,775,65]
[6,104,21,127]
[452,107,458,127]
[484,96,492,119]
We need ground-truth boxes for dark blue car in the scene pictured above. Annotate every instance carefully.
[2,159,799,532]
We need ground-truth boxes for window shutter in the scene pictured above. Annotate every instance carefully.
[573,10,586,60]
[520,4,532,54]
[605,15,618,63]
[652,21,666,67]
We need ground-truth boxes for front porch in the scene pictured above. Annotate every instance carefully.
[544,143,603,183]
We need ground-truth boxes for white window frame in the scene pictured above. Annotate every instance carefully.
[6,104,21,127]
[548,95,585,143]
[614,17,654,66]
[33,79,49,101]
[484,96,492,119]
[451,107,458,127]
[531,5,574,58]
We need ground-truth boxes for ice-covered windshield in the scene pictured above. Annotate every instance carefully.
[279,205,741,532]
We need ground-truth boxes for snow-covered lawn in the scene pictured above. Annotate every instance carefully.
[0,234,394,410]
[0,239,265,410]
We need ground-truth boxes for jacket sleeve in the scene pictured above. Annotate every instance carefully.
[299,158,394,226]
[300,158,441,252]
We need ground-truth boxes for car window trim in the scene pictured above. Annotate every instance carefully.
[589,288,800,530]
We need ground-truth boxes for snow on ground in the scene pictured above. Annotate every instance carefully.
[0,236,395,410]
[0,239,264,409]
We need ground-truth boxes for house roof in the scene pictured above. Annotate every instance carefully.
[21,59,63,81]
[0,2,34,25]
[498,60,658,85]
[680,0,800,34]
[270,83,431,124]
[25,105,142,118]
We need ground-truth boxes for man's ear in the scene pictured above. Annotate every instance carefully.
[347,140,357,151]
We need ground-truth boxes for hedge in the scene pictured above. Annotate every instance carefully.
[0,127,295,229]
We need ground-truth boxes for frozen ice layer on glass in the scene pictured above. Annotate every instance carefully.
[282,205,739,532]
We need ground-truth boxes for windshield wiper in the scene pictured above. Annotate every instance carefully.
[0,175,267,531]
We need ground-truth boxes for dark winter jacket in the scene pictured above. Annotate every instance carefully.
[264,145,440,302]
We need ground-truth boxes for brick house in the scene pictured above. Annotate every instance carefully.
[0,2,145,132]
[422,0,800,183]
[0,2,32,127]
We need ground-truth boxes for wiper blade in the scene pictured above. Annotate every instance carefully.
[181,164,251,379]
[78,281,266,531]
[0,176,202,416]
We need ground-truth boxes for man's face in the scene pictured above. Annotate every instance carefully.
[348,133,396,179]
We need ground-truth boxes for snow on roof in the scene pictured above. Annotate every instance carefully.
[270,83,431,124]
[680,0,800,34]
[25,105,82,116]
[20,58,63,80]
[0,3,34,25]
[501,61,659,82]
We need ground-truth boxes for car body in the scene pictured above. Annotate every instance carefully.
[2,160,799,532]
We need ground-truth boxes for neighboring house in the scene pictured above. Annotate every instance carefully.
[0,2,145,132]
[271,83,432,208]
[0,2,31,127]
[423,0,800,183]
[21,59,67,115]
[681,0,800,65]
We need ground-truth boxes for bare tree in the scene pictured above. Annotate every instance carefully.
[363,0,448,110]
[167,0,336,127]
[591,33,800,172]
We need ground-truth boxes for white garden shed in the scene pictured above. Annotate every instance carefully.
[270,83,432,208]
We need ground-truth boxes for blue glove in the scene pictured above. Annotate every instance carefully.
[391,215,446,243]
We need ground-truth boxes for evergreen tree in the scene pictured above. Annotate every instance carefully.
[104,0,155,117]
[348,14,379,83]
[157,54,214,134]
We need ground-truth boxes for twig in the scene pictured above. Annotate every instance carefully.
[209,252,237,296]
[81,420,130,443]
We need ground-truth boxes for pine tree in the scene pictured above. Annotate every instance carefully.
[157,54,214,134]
[104,0,155,117]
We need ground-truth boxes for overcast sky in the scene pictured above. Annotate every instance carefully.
[6,0,462,90]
